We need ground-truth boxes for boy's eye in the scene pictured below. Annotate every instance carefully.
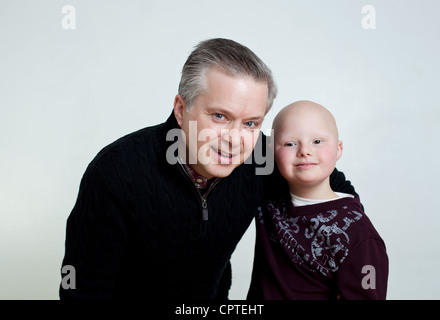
[313,139,323,144]
[285,142,297,147]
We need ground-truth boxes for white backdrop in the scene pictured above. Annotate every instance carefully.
[1,0,439,300]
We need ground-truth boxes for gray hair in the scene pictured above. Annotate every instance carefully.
[178,38,277,113]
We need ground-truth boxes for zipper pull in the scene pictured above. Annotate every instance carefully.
[202,199,208,221]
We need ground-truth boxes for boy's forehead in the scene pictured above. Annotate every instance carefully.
[273,101,339,139]
[276,119,333,137]
[279,109,329,129]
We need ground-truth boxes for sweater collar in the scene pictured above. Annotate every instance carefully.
[156,111,181,163]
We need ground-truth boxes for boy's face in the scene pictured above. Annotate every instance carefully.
[174,67,268,179]
[272,104,343,195]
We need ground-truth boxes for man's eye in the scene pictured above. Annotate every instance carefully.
[214,113,225,120]
[313,139,323,144]
[244,121,257,128]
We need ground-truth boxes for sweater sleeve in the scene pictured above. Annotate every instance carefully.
[336,238,389,300]
[60,158,128,300]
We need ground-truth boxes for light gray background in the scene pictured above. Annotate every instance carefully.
[1,0,439,299]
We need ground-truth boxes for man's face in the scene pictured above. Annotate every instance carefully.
[174,68,268,179]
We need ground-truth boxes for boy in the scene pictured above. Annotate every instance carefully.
[247,100,388,299]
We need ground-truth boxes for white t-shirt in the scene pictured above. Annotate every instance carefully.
[290,192,354,207]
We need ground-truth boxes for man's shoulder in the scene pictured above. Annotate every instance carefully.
[94,112,177,161]
[96,124,160,160]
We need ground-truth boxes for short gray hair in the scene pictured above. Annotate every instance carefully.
[178,38,277,113]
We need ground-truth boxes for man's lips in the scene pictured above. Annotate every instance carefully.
[211,146,238,158]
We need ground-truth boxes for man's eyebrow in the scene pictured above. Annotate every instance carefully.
[205,105,234,115]
[207,106,265,120]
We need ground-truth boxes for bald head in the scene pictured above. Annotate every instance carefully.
[272,100,339,143]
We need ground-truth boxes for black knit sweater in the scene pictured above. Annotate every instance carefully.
[60,112,355,300]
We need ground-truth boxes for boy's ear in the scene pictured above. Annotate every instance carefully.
[336,140,343,160]
[268,129,275,149]
[268,136,273,149]
[173,94,186,128]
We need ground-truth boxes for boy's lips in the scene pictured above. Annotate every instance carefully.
[295,162,318,168]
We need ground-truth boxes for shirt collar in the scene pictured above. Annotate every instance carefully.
[177,155,209,189]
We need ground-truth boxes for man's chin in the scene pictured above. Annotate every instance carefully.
[202,163,240,179]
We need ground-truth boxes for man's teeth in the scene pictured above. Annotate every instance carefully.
[218,151,232,157]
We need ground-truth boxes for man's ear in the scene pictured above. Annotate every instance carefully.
[173,94,186,128]
[336,140,343,161]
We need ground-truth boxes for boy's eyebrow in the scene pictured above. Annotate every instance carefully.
[274,130,334,139]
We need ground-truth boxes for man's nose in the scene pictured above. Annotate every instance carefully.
[221,124,242,147]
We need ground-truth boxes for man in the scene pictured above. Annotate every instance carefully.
[60,38,354,300]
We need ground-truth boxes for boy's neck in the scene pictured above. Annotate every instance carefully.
[288,180,338,200]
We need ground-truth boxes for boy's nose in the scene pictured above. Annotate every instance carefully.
[297,144,312,157]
